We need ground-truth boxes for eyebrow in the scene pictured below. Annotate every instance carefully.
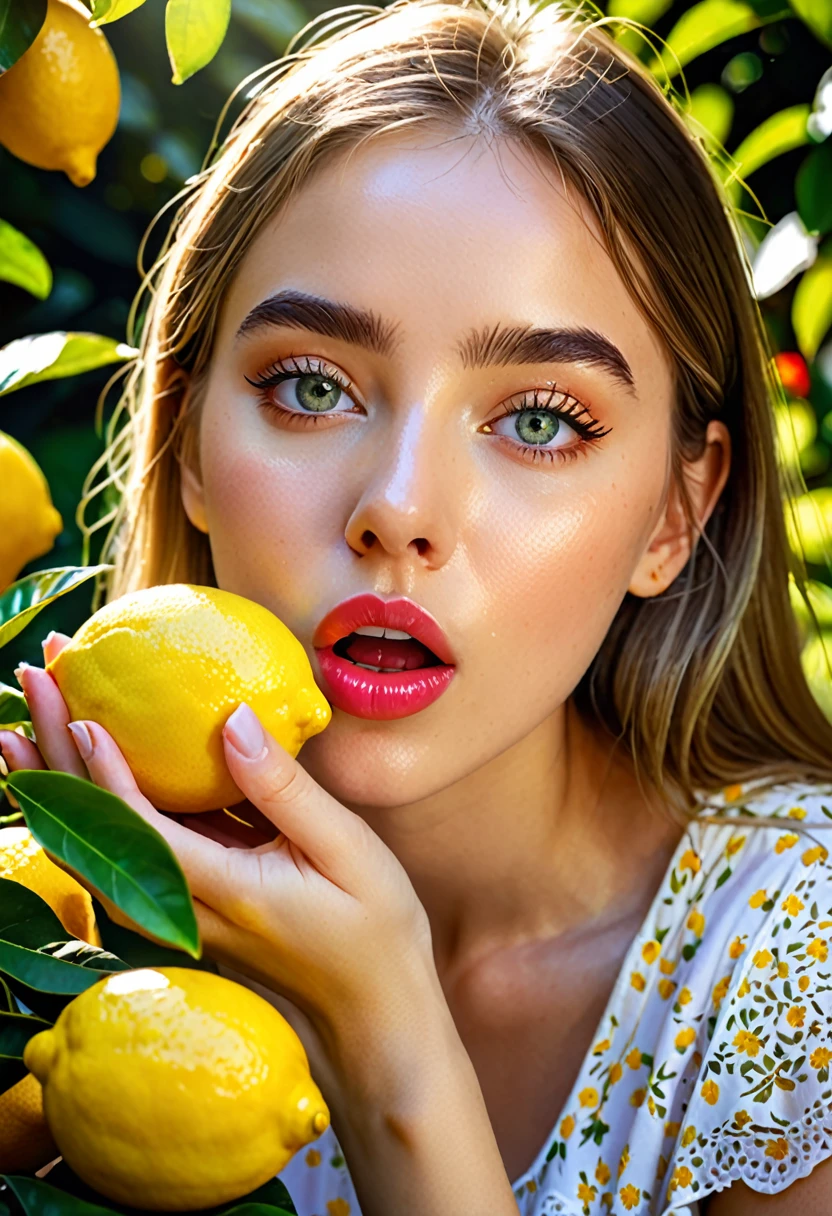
[236,290,636,396]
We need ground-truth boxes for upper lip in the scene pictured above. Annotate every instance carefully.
[313,593,456,665]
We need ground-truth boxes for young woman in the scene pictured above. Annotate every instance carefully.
[5,0,832,1212]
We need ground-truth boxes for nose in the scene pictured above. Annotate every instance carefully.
[343,405,458,570]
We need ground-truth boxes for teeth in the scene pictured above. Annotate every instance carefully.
[352,626,413,640]
[353,661,390,672]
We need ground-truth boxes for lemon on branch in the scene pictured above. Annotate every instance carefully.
[0,0,120,187]
[24,967,330,1210]
[48,584,331,813]
[0,432,62,590]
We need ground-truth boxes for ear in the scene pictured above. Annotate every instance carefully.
[177,386,210,536]
[629,419,731,598]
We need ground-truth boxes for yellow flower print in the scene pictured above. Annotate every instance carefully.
[810,1047,832,1069]
[327,1202,351,1216]
[659,958,676,975]
[579,1087,599,1108]
[626,1047,643,1070]
[561,1115,576,1139]
[631,971,646,992]
[681,1126,697,1147]
[786,1005,806,1028]
[305,1149,322,1167]
[733,1110,752,1129]
[712,975,731,1009]
[609,1062,623,1085]
[592,1038,611,1055]
[729,936,746,959]
[775,833,799,854]
[658,978,677,1000]
[647,1095,657,1117]
[686,908,705,937]
[807,938,829,962]
[619,1183,641,1210]
[777,961,789,978]
[593,1161,610,1186]
[753,948,774,969]
[749,889,768,909]
[733,1029,762,1056]
[601,1194,613,1210]
[723,784,744,802]
[675,1027,696,1051]
[821,921,832,929]
[655,1155,668,1181]
[678,986,692,1006]
[737,977,751,997]
[577,1182,596,1204]
[630,1088,646,1107]
[664,1121,681,1138]
[701,1079,720,1105]
[679,849,701,874]
[781,894,805,916]
[788,805,807,819]
[669,1165,693,1192]
[726,834,745,858]
[618,1145,630,1178]
[526,1180,537,1193]
[641,939,661,964]
[765,1138,790,1161]
[802,845,829,866]
[799,974,811,991]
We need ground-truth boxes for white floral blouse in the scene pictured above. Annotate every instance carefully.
[277,778,832,1216]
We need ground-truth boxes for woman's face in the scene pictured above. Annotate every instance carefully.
[185,130,693,808]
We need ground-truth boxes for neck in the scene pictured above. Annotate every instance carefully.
[358,700,683,976]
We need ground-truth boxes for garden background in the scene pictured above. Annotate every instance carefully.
[0,0,831,711]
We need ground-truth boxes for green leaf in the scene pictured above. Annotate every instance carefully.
[166,0,231,84]
[650,0,790,82]
[0,332,137,397]
[89,0,147,25]
[3,1176,123,1216]
[797,143,832,235]
[0,565,108,651]
[0,684,28,726]
[790,0,832,49]
[0,0,46,72]
[10,770,200,958]
[91,897,218,973]
[0,220,51,299]
[0,874,68,948]
[0,1008,51,1094]
[793,256,832,359]
[684,83,735,151]
[0,937,127,994]
[724,104,812,203]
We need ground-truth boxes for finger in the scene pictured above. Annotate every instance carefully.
[223,702,366,878]
[0,729,46,773]
[42,631,72,666]
[71,720,243,911]
[18,665,87,779]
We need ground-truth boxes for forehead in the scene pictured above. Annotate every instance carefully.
[220,128,671,389]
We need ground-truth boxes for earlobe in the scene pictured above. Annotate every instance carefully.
[180,460,210,535]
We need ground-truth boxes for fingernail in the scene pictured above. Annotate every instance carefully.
[225,703,266,759]
[42,631,56,650]
[67,721,93,762]
[14,663,29,687]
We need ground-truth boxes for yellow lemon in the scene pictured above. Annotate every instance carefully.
[0,432,62,590]
[0,0,120,187]
[0,1072,58,1173]
[0,826,100,947]
[24,967,330,1210]
[48,584,331,813]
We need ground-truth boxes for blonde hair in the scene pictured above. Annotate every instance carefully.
[83,0,832,819]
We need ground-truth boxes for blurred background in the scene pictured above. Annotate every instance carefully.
[0,0,831,710]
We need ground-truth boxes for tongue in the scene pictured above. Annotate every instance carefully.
[344,634,438,670]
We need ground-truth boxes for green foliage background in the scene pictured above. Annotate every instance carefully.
[0,0,831,690]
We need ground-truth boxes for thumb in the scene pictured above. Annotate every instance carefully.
[222,703,366,878]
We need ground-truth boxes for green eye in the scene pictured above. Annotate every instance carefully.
[295,374,342,412]
[515,409,560,445]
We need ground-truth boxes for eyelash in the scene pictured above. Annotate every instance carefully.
[245,356,612,466]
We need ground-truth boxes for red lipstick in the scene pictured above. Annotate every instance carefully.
[313,593,456,721]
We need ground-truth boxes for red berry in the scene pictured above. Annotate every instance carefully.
[774,351,811,399]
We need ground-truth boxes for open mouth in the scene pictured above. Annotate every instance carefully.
[332,627,444,673]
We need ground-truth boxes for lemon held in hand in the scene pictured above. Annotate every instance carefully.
[25,967,330,1210]
[48,584,331,814]
[0,432,62,590]
[0,0,120,187]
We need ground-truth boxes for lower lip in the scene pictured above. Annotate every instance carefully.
[315,646,456,720]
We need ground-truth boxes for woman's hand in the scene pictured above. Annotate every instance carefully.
[0,633,443,1106]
